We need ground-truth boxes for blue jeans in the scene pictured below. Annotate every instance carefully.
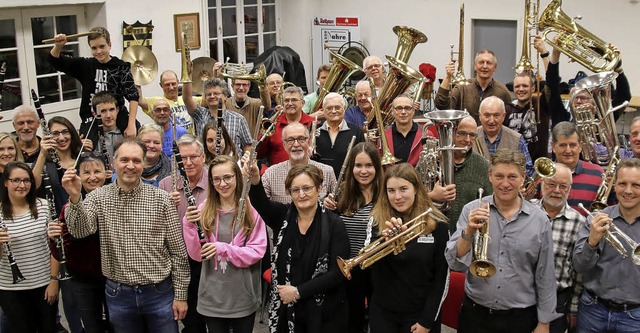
[66,276,108,333]
[60,278,85,333]
[105,277,178,333]
[577,291,640,333]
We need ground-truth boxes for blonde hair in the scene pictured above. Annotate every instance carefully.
[0,133,24,165]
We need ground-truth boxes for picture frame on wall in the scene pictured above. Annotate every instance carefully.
[173,13,200,51]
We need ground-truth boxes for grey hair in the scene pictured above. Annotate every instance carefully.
[283,85,304,98]
[323,92,345,107]
[176,133,205,154]
[551,121,578,143]
[12,105,38,123]
[363,55,383,69]
[479,96,505,114]
[281,122,310,140]
[204,78,231,97]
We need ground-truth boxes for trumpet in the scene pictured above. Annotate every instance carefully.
[179,31,191,84]
[470,188,496,279]
[578,204,640,265]
[337,208,435,279]
[259,107,283,138]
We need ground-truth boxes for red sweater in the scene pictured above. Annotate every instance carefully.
[256,112,314,165]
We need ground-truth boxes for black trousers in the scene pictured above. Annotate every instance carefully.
[182,259,207,333]
[369,300,441,333]
[345,267,371,333]
[204,312,256,333]
[0,285,57,333]
[550,288,573,333]
[457,295,537,333]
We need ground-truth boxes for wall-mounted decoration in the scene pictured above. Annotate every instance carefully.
[174,13,200,51]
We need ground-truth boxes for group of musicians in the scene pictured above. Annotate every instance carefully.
[0,12,638,333]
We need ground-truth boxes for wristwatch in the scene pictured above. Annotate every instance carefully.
[461,229,473,241]
[540,51,550,58]
[50,275,59,281]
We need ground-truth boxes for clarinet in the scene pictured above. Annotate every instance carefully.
[0,61,6,111]
[215,99,224,156]
[32,89,62,170]
[95,113,112,184]
[333,136,356,202]
[0,210,25,284]
[171,111,179,192]
[172,141,206,243]
[42,167,72,280]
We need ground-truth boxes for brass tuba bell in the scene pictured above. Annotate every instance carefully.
[538,0,620,72]
[523,157,557,200]
[220,62,267,91]
[392,25,427,64]
[309,46,362,115]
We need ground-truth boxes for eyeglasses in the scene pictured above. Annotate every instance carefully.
[207,91,224,97]
[181,154,202,163]
[234,83,250,87]
[456,131,478,139]
[212,174,235,185]
[543,181,571,192]
[393,106,413,112]
[268,81,283,87]
[289,185,315,196]
[7,178,31,186]
[324,105,343,111]
[365,64,382,71]
[153,108,171,114]
[283,98,300,104]
[50,129,71,138]
[283,137,309,145]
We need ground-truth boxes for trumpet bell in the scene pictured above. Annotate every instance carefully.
[392,26,428,63]
[121,45,158,86]
[534,157,557,178]
[469,260,497,279]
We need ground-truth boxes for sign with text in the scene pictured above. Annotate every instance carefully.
[311,16,360,90]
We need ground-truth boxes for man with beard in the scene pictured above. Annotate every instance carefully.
[433,116,492,233]
[11,105,41,164]
[256,86,314,166]
[344,81,373,129]
[550,121,604,215]
[474,96,534,177]
[151,99,187,158]
[138,70,201,135]
[262,122,336,204]
[573,158,640,332]
[446,149,558,333]
[532,163,584,333]
[436,50,511,122]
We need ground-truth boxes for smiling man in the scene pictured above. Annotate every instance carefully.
[315,92,364,177]
[550,121,604,215]
[11,105,41,164]
[446,149,558,333]
[532,163,584,333]
[344,81,373,128]
[363,56,385,91]
[474,96,534,177]
[151,99,187,158]
[384,95,434,166]
[63,138,190,333]
[436,50,511,122]
[573,158,640,333]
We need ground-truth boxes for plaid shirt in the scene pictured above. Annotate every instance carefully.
[532,199,585,314]
[192,106,252,156]
[65,181,190,300]
[483,130,534,177]
[262,160,337,204]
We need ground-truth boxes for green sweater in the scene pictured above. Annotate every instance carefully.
[445,151,493,233]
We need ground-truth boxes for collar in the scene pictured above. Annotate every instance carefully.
[320,119,348,132]
[474,78,495,89]
[392,122,418,134]
[115,178,144,196]
[488,192,531,216]
[574,160,585,175]
[232,97,250,109]
[535,200,574,220]
[483,127,503,143]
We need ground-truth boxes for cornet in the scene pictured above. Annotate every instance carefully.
[470,188,497,278]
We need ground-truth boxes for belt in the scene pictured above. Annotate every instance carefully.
[105,277,172,293]
[586,289,640,312]
[464,295,535,316]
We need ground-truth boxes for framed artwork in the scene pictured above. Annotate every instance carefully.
[173,13,200,51]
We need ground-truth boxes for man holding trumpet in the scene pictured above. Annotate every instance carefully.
[572,158,640,332]
[446,149,558,333]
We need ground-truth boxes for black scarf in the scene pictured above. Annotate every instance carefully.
[142,153,169,178]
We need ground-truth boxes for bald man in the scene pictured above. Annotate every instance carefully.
[151,99,188,158]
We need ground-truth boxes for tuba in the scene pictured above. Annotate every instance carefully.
[369,78,400,166]
[569,71,628,165]
[470,188,496,278]
[538,0,620,72]
[450,2,469,87]
[423,110,469,211]
[392,26,427,64]
[523,157,557,200]
[337,208,435,279]
[309,46,362,115]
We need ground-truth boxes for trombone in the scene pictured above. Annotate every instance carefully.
[337,208,435,279]
[513,0,542,123]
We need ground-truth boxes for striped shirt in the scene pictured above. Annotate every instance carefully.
[340,202,373,258]
[0,199,51,290]
[65,181,190,300]
[568,160,604,216]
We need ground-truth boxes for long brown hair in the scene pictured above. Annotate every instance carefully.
[48,116,83,159]
[201,155,254,236]
[202,120,235,164]
[336,142,383,215]
[1,162,39,220]
[370,163,446,235]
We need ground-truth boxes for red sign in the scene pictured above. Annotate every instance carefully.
[336,17,358,26]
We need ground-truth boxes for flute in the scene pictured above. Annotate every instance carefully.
[333,136,357,203]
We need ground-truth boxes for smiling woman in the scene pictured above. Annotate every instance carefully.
[0,133,23,174]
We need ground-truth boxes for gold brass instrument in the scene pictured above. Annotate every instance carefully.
[369,78,400,166]
[523,157,557,200]
[392,25,427,64]
[470,188,497,279]
[171,111,178,192]
[424,110,470,211]
[514,0,542,123]
[220,62,267,92]
[42,32,92,44]
[309,46,362,115]
[538,0,620,72]
[309,116,321,160]
[590,146,619,211]
[578,203,640,265]
[179,32,192,84]
[260,106,284,138]
[569,71,628,165]
[415,136,440,192]
[337,208,435,279]
[450,2,469,88]
[365,56,427,130]
[191,57,216,95]
[121,27,158,86]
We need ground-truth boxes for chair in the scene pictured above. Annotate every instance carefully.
[441,271,466,329]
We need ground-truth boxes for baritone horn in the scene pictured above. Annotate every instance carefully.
[337,208,435,279]
[369,78,400,166]
[220,62,267,91]
[470,188,496,279]
[538,0,621,72]
[523,157,557,200]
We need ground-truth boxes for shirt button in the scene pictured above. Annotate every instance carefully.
[497,286,501,289]
[499,269,503,272]
[500,251,504,255]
